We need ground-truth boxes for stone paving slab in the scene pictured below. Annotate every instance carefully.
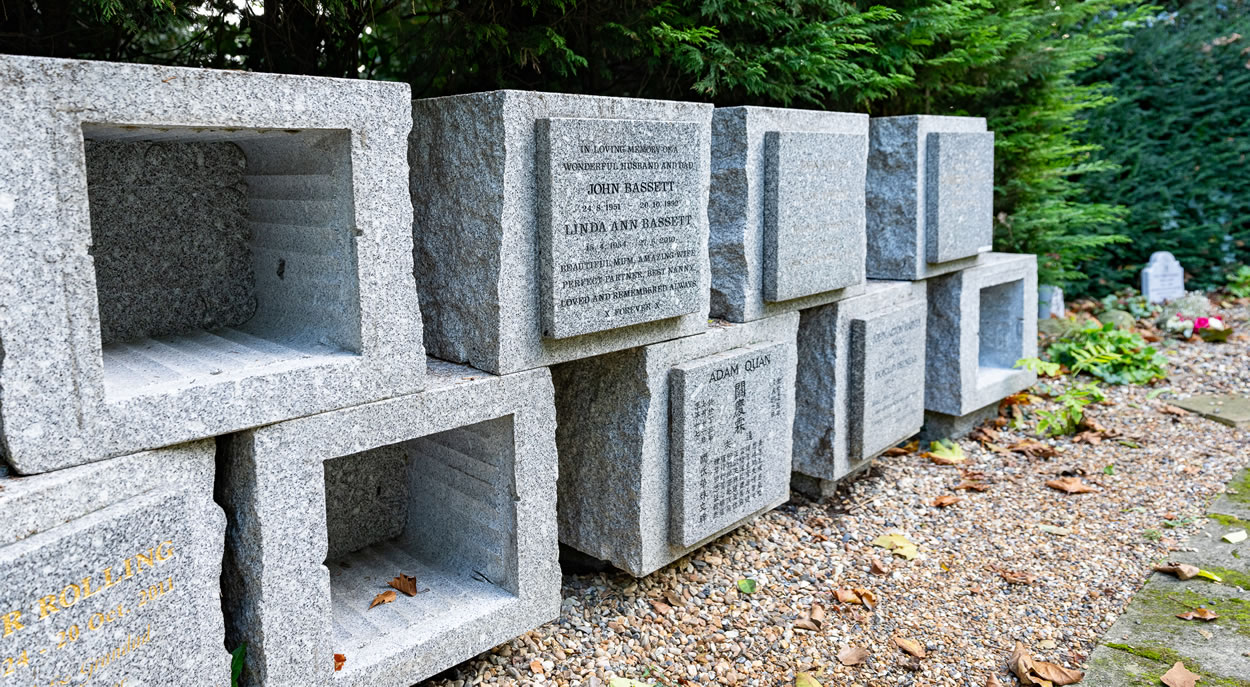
[1173,393,1250,429]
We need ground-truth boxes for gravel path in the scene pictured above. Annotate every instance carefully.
[425,301,1250,687]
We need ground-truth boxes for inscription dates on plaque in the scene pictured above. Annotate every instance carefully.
[924,131,994,264]
[763,131,867,302]
[849,302,926,459]
[537,117,703,339]
[669,342,790,548]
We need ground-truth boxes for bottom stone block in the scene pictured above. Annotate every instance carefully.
[792,280,927,484]
[219,361,559,687]
[919,402,1003,441]
[553,313,798,577]
[0,441,230,686]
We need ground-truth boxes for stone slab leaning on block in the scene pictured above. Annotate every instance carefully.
[792,280,927,498]
[553,313,798,577]
[0,55,425,475]
[410,90,713,375]
[0,440,230,686]
[218,360,559,687]
[709,106,869,322]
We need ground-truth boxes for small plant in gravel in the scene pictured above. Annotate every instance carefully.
[1036,381,1106,437]
[1047,323,1168,385]
[1098,288,1160,321]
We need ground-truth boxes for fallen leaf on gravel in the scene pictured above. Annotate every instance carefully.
[960,467,990,481]
[834,588,862,604]
[1223,529,1247,543]
[1176,608,1218,621]
[1159,404,1189,417]
[1046,477,1096,494]
[969,426,1001,444]
[650,600,673,615]
[1001,392,1036,408]
[1153,562,1201,581]
[871,533,919,560]
[794,603,825,631]
[1008,642,1084,685]
[855,588,878,609]
[737,579,758,594]
[334,653,346,671]
[883,440,919,457]
[996,568,1037,585]
[663,590,682,606]
[1010,439,1059,459]
[894,637,926,658]
[795,673,823,687]
[1160,661,1201,687]
[368,590,396,609]
[530,659,544,674]
[954,481,991,491]
[898,655,922,671]
[871,558,891,575]
[925,440,967,465]
[933,494,961,507]
[388,573,419,597]
[1039,524,1071,536]
[986,676,1002,687]
[837,646,868,666]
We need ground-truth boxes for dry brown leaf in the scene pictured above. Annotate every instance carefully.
[1010,439,1059,459]
[894,637,926,658]
[1046,477,1096,494]
[871,558,891,575]
[1160,661,1202,687]
[898,655,922,671]
[998,568,1038,585]
[663,590,683,607]
[1153,562,1201,581]
[954,481,991,492]
[969,426,1001,444]
[927,454,966,466]
[1001,392,1035,408]
[1159,404,1189,417]
[1031,661,1085,685]
[1008,642,1085,686]
[854,588,877,610]
[960,468,990,481]
[933,494,961,507]
[368,590,397,609]
[334,653,347,672]
[1072,431,1103,445]
[795,603,825,632]
[883,440,919,457]
[986,676,1003,687]
[389,573,419,597]
[834,588,862,605]
[837,646,868,666]
[530,659,544,674]
[1177,608,1218,621]
[651,600,673,615]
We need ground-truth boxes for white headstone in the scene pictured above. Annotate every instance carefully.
[1038,285,1065,319]
[1141,252,1185,304]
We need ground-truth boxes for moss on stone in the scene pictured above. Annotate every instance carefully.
[1228,469,1250,506]
[1102,643,1250,687]
[1203,566,1250,590]
[1208,512,1250,530]
[1129,585,1250,636]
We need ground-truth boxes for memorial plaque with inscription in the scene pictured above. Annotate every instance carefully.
[668,342,791,548]
[924,131,994,264]
[849,301,926,460]
[537,117,703,339]
[1141,251,1185,304]
[763,131,867,302]
[0,446,229,687]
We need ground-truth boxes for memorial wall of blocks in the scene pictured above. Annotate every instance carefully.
[0,53,1041,686]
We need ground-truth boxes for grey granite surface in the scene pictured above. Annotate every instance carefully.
[411,90,713,374]
[709,106,868,322]
[0,55,425,475]
[218,360,559,687]
[924,252,1038,417]
[0,440,230,686]
[866,115,992,280]
[553,313,798,577]
[792,280,926,484]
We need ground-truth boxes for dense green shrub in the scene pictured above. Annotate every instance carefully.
[1076,1,1250,296]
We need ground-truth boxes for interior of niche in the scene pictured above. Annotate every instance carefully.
[321,416,519,667]
[82,124,362,400]
[976,279,1025,387]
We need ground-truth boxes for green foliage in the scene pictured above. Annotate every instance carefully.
[1046,323,1168,384]
[1015,356,1061,377]
[1228,266,1250,298]
[230,644,246,687]
[1076,1,1250,296]
[1036,380,1104,436]
[1097,288,1160,320]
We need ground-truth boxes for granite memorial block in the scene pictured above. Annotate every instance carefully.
[1141,251,1186,304]
[0,55,425,475]
[1038,285,1065,319]
[792,281,926,496]
[866,115,994,281]
[553,313,798,577]
[218,361,559,687]
[709,107,869,322]
[923,253,1038,434]
[411,90,713,374]
[0,440,230,686]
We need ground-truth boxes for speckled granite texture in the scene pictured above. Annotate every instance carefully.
[218,360,559,687]
[410,90,712,374]
[553,313,798,577]
[709,106,868,322]
[0,440,230,686]
[866,115,993,281]
[0,55,425,475]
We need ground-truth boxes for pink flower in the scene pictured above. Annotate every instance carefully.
[1195,317,1210,329]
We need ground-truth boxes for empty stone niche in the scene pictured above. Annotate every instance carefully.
[410,90,714,375]
[0,55,424,475]
[84,125,361,398]
[0,440,230,686]
[219,362,559,687]
[791,280,926,498]
[553,312,798,577]
[709,106,869,323]
[866,115,994,281]
[923,252,1038,430]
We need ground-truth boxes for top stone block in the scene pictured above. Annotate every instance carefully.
[412,91,713,374]
[710,107,869,322]
[866,115,994,281]
[0,55,425,475]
